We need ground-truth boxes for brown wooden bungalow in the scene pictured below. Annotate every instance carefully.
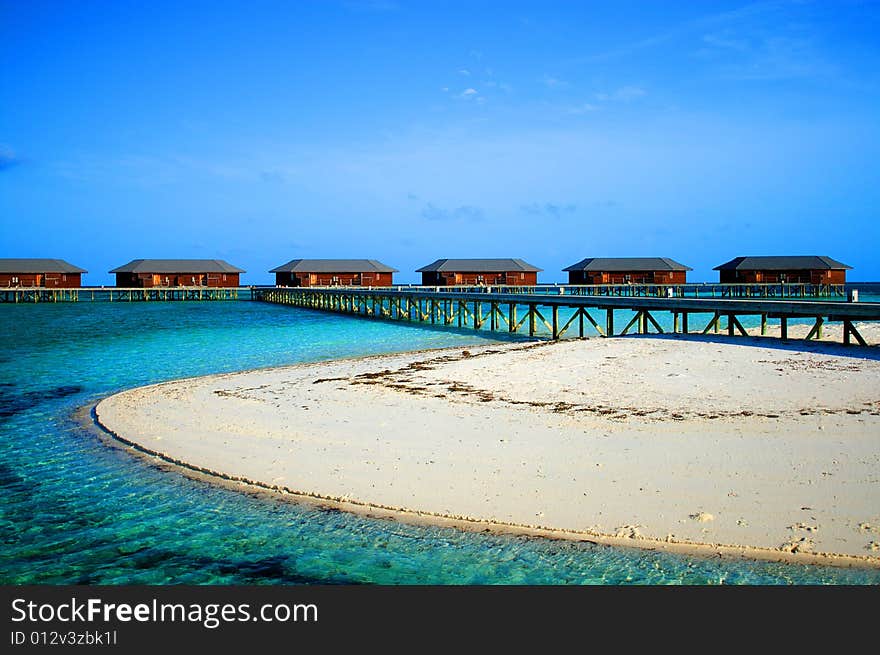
[0,258,87,288]
[714,256,851,284]
[416,258,542,286]
[109,259,245,287]
[563,257,691,285]
[270,259,397,287]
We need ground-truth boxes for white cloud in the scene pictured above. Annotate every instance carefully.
[521,202,577,219]
[543,75,567,88]
[421,203,484,222]
[458,68,471,76]
[0,144,21,171]
[460,88,478,98]
[596,86,647,102]
[616,85,647,101]
[567,103,600,114]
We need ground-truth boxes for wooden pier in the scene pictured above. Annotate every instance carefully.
[421,282,847,298]
[0,282,847,304]
[253,286,879,346]
[0,287,248,303]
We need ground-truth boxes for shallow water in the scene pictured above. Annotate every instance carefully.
[1,301,878,585]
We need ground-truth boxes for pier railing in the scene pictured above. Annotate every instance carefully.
[0,286,248,303]
[0,282,850,303]
[253,286,879,346]
[378,282,847,298]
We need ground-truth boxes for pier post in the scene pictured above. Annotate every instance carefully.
[552,305,559,340]
[682,312,688,334]
[509,304,517,333]
[780,317,788,340]
[528,304,536,336]
[606,308,614,337]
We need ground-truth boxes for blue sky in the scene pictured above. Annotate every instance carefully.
[1,0,879,284]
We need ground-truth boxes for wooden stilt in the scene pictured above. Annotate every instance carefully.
[701,313,719,334]
[804,317,824,341]
[643,311,663,333]
[621,312,641,336]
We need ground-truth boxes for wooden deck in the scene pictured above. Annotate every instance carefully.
[0,287,248,303]
[403,282,847,298]
[253,286,880,346]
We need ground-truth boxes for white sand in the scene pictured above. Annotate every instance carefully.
[95,330,880,565]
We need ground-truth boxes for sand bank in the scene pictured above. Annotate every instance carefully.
[95,333,880,566]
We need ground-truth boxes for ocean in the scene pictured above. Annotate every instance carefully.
[1,300,878,584]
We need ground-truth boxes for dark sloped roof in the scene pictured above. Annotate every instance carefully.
[563,257,692,272]
[416,258,543,273]
[109,259,245,274]
[269,259,398,273]
[713,256,851,271]
[0,258,87,274]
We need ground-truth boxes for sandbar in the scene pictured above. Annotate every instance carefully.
[94,330,880,567]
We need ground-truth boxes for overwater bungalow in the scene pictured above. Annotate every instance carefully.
[714,256,851,284]
[416,258,542,286]
[0,258,87,288]
[563,257,691,285]
[270,259,397,287]
[110,259,245,287]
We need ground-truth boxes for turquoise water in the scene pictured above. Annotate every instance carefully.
[1,301,878,585]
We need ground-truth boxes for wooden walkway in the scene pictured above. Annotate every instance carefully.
[0,287,247,303]
[253,286,880,346]
[423,282,847,299]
